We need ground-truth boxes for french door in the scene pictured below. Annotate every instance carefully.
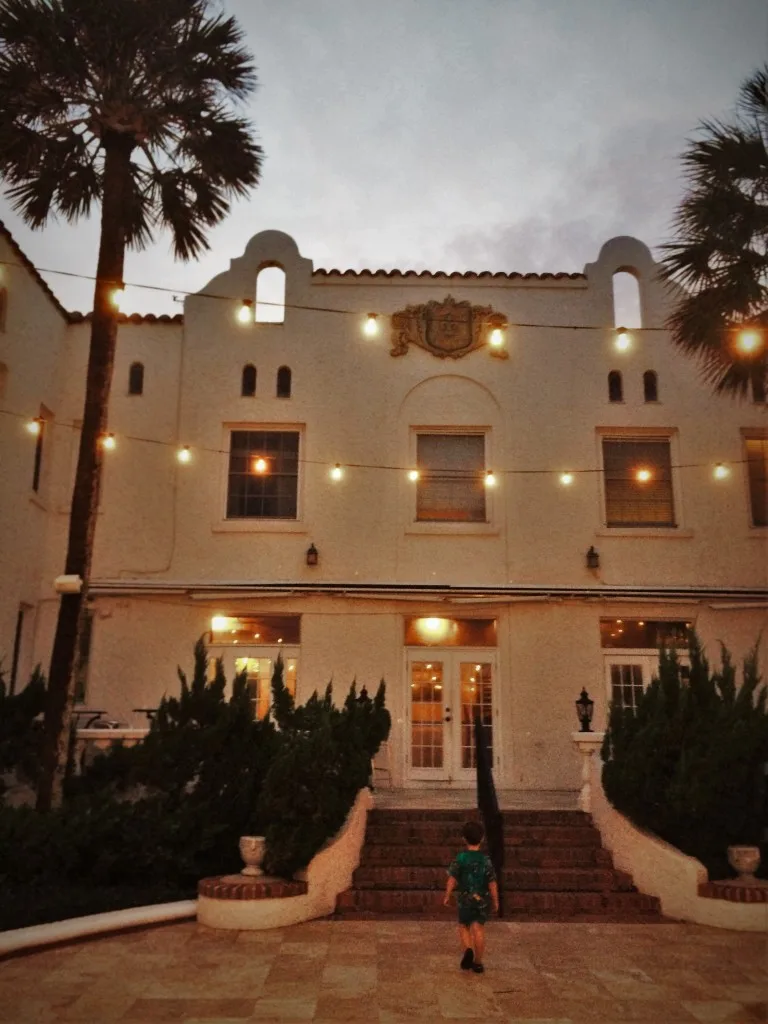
[406,650,496,783]
[209,646,299,719]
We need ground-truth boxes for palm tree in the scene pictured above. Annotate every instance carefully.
[659,64,767,398]
[0,0,263,810]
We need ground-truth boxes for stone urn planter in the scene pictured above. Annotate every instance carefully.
[239,835,266,877]
[727,845,761,885]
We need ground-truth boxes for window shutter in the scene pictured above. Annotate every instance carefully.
[603,438,675,527]
[417,434,486,522]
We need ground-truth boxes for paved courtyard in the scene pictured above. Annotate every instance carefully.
[0,918,765,1022]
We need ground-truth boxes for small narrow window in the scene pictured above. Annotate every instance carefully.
[608,371,623,402]
[241,364,257,397]
[0,286,7,332]
[0,361,8,401]
[128,362,144,396]
[32,414,46,492]
[752,376,766,404]
[276,365,292,398]
[9,604,31,695]
[255,265,286,323]
[643,371,658,402]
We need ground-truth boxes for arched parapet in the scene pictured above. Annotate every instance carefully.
[187,229,313,321]
[584,236,665,333]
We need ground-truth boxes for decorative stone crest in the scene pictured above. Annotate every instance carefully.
[390,296,508,359]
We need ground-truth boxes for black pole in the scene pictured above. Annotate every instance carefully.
[474,714,504,918]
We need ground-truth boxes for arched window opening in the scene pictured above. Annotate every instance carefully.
[643,370,658,402]
[241,363,257,397]
[612,270,642,329]
[608,370,623,403]
[0,287,7,332]
[128,361,144,395]
[0,361,7,401]
[255,265,286,324]
[276,366,292,398]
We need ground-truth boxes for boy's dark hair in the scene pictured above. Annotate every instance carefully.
[462,820,484,845]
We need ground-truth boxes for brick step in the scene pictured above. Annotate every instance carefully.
[359,844,614,868]
[364,825,602,847]
[335,909,667,923]
[367,809,590,827]
[335,888,662,917]
[351,866,635,892]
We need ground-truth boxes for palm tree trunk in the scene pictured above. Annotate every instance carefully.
[36,134,134,812]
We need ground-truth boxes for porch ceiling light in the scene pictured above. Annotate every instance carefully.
[414,617,454,644]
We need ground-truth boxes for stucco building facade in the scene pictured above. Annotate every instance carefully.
[1,224,766,796]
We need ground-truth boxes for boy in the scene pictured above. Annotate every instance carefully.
[443,819,499,973]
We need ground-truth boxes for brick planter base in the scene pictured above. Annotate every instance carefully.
[198,875,308,900]
[698,880,768,903]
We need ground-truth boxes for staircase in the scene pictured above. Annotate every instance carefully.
[335,808,664,921]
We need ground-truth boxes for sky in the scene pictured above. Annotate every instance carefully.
[0,0,766,315]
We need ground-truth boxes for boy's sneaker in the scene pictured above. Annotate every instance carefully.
[460,948,474,970]
[471,962,485,974]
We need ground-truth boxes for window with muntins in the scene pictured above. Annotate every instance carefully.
[276,366,292,398]
[227,429,299,519]
[608,371,623,402]
[602,437,675,527]
[241,364,257,397]
[128,362,144,395]
[745,436,768,526]
[416,433,486,522]
[643,370,658,402]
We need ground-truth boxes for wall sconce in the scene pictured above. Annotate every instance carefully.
[306,543,319,567]
[586,546,600,570]
[575,688,595,732]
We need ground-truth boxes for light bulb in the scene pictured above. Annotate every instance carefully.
[363,313,378,337]
[177,445,191,464]
[713,463,730,480]
[635,468,652,482]
[211,615,230,632]
[101,433,116,450]
[485,470,496,487]
[111,287,125,311]
[737,328,762,354]
[408,469,419,482]
[489,327,505,348]
[559,472,574,486]
[330,463,343,481]
[237,299,254,324]
[615,327,631,351]
[26,418,41,435]
[252,456,268,474]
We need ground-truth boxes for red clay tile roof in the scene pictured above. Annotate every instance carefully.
[0,219,71,320]
[313,268,586,281]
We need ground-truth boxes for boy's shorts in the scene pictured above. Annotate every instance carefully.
[458,898,490,926]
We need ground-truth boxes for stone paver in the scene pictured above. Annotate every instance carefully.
[0,919,764,1022]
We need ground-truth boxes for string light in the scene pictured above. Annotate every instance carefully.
[100,433,116,450]
[615,327,631,351]
[408,469,420,481]
[330,463,344,481]
[237,298,254,324]
[25,418,42,435]
[111,286,125,312]
[363,313,379,337]
[559,472,574,486]
[485,470,497,487]
[713,463,730,480]
[176,445,192,464]
[736,329,762,355]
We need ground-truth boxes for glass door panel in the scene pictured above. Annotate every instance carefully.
[459,660,493,770]
[409,659,447,778]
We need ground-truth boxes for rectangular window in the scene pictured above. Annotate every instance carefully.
[745,436,768,527]
[602,437,675,527]
[226,430,299,519]
[32,418,45,492]
[416,433,486,522]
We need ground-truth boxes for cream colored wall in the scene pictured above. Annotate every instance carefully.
[4,227,766,793]
[0,238,69,685]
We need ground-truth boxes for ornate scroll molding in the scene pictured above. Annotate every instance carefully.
[390,296,508,359]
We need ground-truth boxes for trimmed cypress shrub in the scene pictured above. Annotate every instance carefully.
[602,635,768,879]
